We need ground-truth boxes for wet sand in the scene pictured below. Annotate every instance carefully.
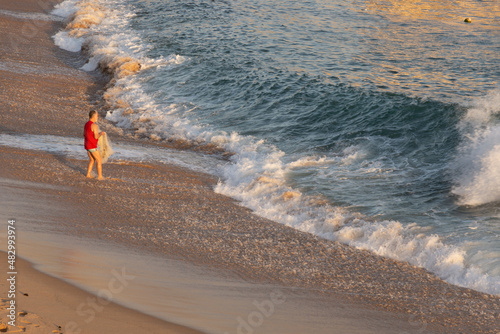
[0,230,438,334]
[0,0,498,333]
[0,253,203,334]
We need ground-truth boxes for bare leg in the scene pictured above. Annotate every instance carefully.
[86,151,95,178]
[90,150,104,180]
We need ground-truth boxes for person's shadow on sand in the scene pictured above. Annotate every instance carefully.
[52,153,88,177]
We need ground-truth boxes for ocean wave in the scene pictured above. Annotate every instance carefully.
[52,0,187,132]
[52,0,147,80]
[215,137,500,295]
[451,90,500,206]
[51,0,499,295]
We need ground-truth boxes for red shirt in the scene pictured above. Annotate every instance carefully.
[84,120,98,150]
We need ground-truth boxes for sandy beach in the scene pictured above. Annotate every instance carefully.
[0,254,204,334]
[0,0,499,333]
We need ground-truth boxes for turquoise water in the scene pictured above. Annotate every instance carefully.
[53,0,500,294]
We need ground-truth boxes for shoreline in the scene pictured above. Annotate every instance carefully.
[0,0,498,333]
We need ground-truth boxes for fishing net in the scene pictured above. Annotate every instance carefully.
[97,133,114,163]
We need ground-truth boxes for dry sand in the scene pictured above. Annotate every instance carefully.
[0,0,499,333]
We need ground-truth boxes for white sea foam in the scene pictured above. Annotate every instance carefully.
[51,0,500,295]
[80,56,99,71]
[288,155,335,168]
[452,90,500,206]
[51,0,81,18]
[340,145,367,165]
[53,31,85,52]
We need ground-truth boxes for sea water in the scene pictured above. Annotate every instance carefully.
[51,0,500,295]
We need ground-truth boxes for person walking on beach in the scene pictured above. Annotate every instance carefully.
[84,110,106,180]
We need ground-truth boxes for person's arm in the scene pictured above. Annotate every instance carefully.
[91,123,105,140]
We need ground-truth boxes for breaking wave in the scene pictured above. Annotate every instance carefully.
[451,90,500,206]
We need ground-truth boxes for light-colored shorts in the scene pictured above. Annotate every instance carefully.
[87,148,98,153]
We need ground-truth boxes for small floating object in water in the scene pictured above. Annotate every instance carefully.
[464,17,472,23]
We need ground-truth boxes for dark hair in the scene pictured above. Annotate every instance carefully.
[89,110,97,118]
